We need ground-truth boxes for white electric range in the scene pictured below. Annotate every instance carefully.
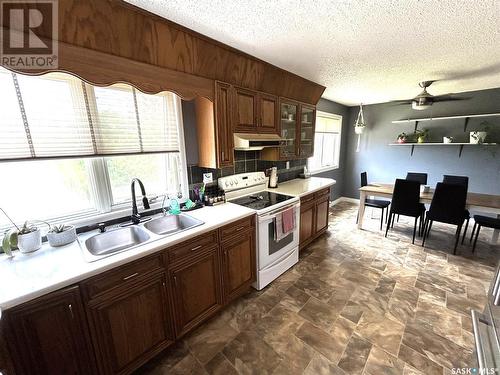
[219,172,300,290]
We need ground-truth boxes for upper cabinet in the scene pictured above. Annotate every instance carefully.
[261,99,316,161]
[215,82,235,167]
[234,87,279,134]
[259,93,280,134]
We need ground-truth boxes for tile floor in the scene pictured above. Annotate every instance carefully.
[137,202,499,375]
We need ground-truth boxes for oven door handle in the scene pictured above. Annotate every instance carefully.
[259,203,299,220]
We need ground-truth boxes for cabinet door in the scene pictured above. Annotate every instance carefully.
[215,82,234,167]
[300,202,315,247]
[221,229,256,303]
[259,93,279,133]
[170,247,223,336]
[87,273,174,375]
[315,196,330,234]
[298,104,316,158]
[7,286,95,375]
[234,87,258,132]
[280,100,299,159]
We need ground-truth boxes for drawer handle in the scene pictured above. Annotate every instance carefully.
[236,226,244,232]
[191,245,202,252]
[123,272,139,281]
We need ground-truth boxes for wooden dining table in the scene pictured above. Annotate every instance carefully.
[358,183,500,243]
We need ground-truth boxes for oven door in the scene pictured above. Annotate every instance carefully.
[257,202,300,270]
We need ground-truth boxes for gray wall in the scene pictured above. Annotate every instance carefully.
[343,87,500,199]
[315,98,350,200]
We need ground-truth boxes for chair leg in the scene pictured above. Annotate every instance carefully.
[385,212,393,237]
[422,218,429,247]
[380,208,384,231]
[461,218,469,244]
[453,224,462,254]
[426,220,433,238]
[412,217,418,244]
[470,222,477,243]
[385,206,389,224]
[397,214,400,223]
[472,224,481,253]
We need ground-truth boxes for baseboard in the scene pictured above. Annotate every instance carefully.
[331,196,360,206]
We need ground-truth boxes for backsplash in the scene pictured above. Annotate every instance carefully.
[187,150,307,193]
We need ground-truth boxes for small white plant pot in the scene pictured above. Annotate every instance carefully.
[470,131,487,144]
[47,225,77,247]
[443,137,453,144]
[17,229,42,253]
[354,126,364,135]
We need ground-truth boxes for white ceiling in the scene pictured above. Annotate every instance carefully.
[126,0,500,106]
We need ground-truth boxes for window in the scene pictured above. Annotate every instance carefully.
[308,111,342,174]
[0,68,188,233]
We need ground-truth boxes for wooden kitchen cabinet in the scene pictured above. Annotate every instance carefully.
[298,104,316,158]
[5,286,95,375]
[169,245,223,337]
[234,87,258,132]
[299,187,331,250]
[85,272,174,375]
[220,218,256,303]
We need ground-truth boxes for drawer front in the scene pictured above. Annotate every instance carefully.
[315,187,330,199]
[300,192,315,204]
[167,230,218,264]
[219,216,254,242]
[83,255,164,300]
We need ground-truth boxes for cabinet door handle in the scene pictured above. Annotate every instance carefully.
[68,304,74,319]
[173,275,178,286]
[191,245,202,252]
[123,272,139,281]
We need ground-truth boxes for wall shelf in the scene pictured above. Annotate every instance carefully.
[388,142,498,157]
[392,113,500,132]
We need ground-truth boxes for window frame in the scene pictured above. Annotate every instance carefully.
[0,93,189,235]
[308,111,342,174]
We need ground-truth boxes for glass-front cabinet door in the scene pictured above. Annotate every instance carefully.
[279,100,298,159]
[298,105,315,158]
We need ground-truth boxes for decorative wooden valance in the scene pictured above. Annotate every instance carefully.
[0,0,325,104]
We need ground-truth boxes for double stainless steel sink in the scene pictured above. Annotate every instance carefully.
[79,213,204,261]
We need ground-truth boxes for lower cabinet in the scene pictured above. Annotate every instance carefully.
[221,227,256,303]
[169,245,223,337]
[299,187,331,249]
[86,272,174,375]
[5,286,96,375]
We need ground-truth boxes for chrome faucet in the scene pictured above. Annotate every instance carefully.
[130,178,150,224]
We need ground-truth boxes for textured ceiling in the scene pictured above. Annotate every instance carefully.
[125,0,500,106]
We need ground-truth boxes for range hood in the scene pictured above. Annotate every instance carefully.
[233,133,284,151]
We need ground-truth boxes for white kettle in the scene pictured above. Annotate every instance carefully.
[268,167,278,188]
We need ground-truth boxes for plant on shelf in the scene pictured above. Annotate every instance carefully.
[470,121,490,144]
[397,132,409,143]
[47,223,77,247]
[414,128,429,143]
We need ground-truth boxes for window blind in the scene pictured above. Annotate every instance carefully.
[0,67,180,161]
[316,114,342,133]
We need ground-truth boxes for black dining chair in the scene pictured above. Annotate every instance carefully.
[442,175,470,244]
[357,172,391,230]
[470,215,500,252]
[422,182,468,254]
[406,172,428,185]
[385,179,425,244]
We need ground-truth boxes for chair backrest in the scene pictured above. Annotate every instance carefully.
[406,172,428,185]
[428,182,467,225]
[443,175,469,191]
[361,172,368,187]
[391,179,422,216]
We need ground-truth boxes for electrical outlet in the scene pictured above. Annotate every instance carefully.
[286,161,290,169]
[203,173,213,184]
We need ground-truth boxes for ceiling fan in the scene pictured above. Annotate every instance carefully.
[393,80,469,110]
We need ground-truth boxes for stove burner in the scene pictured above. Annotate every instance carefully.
[231,191,293,210]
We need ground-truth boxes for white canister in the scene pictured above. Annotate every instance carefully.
[17,229,42,253]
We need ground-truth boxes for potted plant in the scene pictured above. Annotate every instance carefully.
[415,129,429,143]
[470,122,490,144]
[397,132,408,143]
[47,224,77,247]
[3,221,42,254]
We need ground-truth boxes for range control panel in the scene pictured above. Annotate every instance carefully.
[218,172,267,192]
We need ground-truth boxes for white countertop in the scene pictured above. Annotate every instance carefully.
[270,176,336,197]
[0,203,254,311]
[0,177,335,311]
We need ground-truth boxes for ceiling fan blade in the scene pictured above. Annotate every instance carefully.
[389,99,414,104]
[431,95,470,102]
